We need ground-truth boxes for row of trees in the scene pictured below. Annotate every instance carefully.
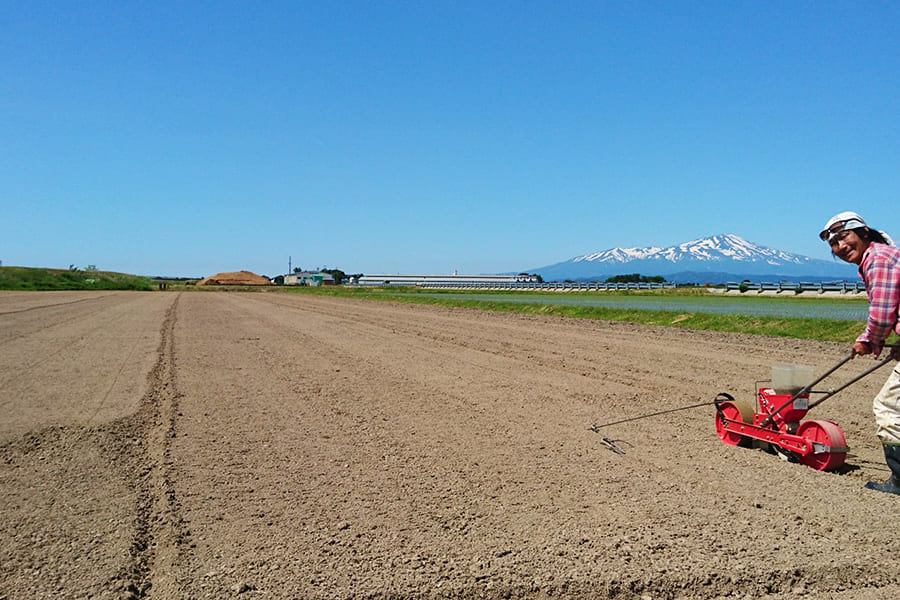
[561,273,668,284]
[604,273,666,284]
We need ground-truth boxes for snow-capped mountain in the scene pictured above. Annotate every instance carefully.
[527,234,858,283]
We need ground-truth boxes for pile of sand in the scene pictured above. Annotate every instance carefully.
[196,271,270,286]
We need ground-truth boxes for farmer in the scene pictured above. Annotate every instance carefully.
[820,211,900,495]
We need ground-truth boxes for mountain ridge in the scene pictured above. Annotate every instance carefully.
[526,234,858,283]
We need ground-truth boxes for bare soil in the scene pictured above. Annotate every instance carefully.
[1,291,898,600]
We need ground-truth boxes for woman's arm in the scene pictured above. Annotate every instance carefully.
[857,252,900,356]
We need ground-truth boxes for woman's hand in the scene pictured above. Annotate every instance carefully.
[852,341,872,358]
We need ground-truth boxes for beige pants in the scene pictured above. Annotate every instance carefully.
[874,364,900,444]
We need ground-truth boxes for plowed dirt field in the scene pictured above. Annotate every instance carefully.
[1,291,898,600]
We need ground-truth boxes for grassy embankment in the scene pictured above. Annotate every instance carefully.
[285,285,876,344]
[0,266,155,291]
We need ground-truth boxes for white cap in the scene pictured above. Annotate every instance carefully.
[819,211,895,246]
[819,211,868,242]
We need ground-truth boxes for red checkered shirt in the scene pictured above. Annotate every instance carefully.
[857,242,900,356]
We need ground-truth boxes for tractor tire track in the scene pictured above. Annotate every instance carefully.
[119,292,190,599]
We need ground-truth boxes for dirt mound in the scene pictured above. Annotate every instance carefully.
[196,270,270,286]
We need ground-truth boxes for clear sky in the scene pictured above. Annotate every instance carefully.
[2,1,897,278]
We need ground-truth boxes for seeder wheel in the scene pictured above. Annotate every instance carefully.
[715,398,754,447]
[796,419,847,471]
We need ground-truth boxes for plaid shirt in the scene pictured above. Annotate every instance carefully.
[857,242,900,356]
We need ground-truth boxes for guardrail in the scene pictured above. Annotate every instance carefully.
[724,281,866,293]
[416,281,679,290]
[354,281,678,290]
[350,280,866,293]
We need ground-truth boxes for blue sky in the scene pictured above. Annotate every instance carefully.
[2,1,897,277]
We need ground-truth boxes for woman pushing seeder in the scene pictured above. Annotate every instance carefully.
[820,211,900,495]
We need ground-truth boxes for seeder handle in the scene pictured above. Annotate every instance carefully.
[760,354,853,426]
[807,355,895,411]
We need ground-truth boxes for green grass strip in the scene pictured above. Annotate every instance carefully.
[283,285,870,343]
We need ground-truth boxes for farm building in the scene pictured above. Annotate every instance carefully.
[283,271,336,286]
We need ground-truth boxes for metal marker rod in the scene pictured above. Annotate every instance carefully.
[590,399,715,430]
[760,354,853,426]
[807,355,895,411]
